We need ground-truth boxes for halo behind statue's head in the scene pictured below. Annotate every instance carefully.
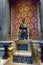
[22,18,25,23]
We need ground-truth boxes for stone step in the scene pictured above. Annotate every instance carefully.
[14,51,32,56]
[9,62,33,65]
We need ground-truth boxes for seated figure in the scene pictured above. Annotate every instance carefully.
[18,19,28,40]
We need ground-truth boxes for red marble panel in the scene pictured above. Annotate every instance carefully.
[30,5,37,11]
[27,10,33,17]
[31,29,39,36]
[21,11,27,18]
[29,23,34,30]
[19,7,23,13]
[25,17,30,24]
[11,0,40,39]
[24,6,30,12]
[31,16,38,24]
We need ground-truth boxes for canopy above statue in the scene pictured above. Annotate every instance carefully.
[9,0,40,7]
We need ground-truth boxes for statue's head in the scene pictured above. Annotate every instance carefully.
[22,18,25,24]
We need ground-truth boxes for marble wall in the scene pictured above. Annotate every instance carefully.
[0,0,10,40]
[40,0,43,32]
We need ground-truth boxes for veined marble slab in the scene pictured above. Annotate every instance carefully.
[0,41,14,43]
[9,62,33,65]
[14,51,32,56]
[41,63,43,65]
[0,58,7,65]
